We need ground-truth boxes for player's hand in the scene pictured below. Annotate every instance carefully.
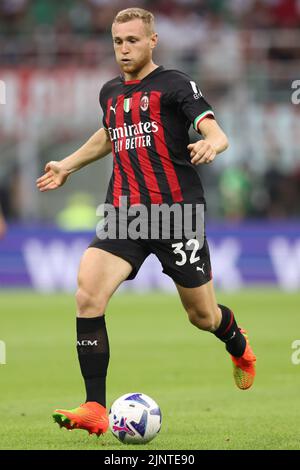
[187,141,216,165]
[36,161,70,192]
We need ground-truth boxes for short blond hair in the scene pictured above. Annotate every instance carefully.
[113,8,155,35]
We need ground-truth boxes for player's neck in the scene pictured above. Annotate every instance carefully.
[123,62,159,82]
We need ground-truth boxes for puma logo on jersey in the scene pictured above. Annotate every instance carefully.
[110,105,117,114]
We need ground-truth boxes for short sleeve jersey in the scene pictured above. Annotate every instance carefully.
[99,66,215,207]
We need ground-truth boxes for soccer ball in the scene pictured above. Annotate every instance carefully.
[109,392,162,444]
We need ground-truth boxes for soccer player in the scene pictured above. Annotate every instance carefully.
[37,8,256,436]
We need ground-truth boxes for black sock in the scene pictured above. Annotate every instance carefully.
[214,304,246,357]
[76,316,109,407]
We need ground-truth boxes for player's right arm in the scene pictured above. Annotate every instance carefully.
[36,128,111,192]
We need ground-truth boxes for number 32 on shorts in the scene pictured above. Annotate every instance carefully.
[171,239,200,266]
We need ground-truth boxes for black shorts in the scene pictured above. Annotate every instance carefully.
[89,229,212,289]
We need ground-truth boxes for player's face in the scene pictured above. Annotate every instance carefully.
[112,19,157,76]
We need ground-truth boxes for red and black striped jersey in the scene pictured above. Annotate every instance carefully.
[100,66,215,207]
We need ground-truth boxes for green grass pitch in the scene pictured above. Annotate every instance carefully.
[0,289,299,450]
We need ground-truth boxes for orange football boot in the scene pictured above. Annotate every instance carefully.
[52,402,109,436]
[231,329,256,390]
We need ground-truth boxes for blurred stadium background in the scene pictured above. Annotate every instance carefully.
[1,0,300,450]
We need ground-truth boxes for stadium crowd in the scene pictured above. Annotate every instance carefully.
[1,1,300,37]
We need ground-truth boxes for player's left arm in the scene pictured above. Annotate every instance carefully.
[188,118,229,165]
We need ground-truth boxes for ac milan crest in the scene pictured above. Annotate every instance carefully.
[140,95,149,112]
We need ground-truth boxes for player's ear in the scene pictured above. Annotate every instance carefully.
[150,33,158,49]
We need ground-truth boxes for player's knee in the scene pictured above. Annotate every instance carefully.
[75,286,108,318]
[187,307,217,332]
